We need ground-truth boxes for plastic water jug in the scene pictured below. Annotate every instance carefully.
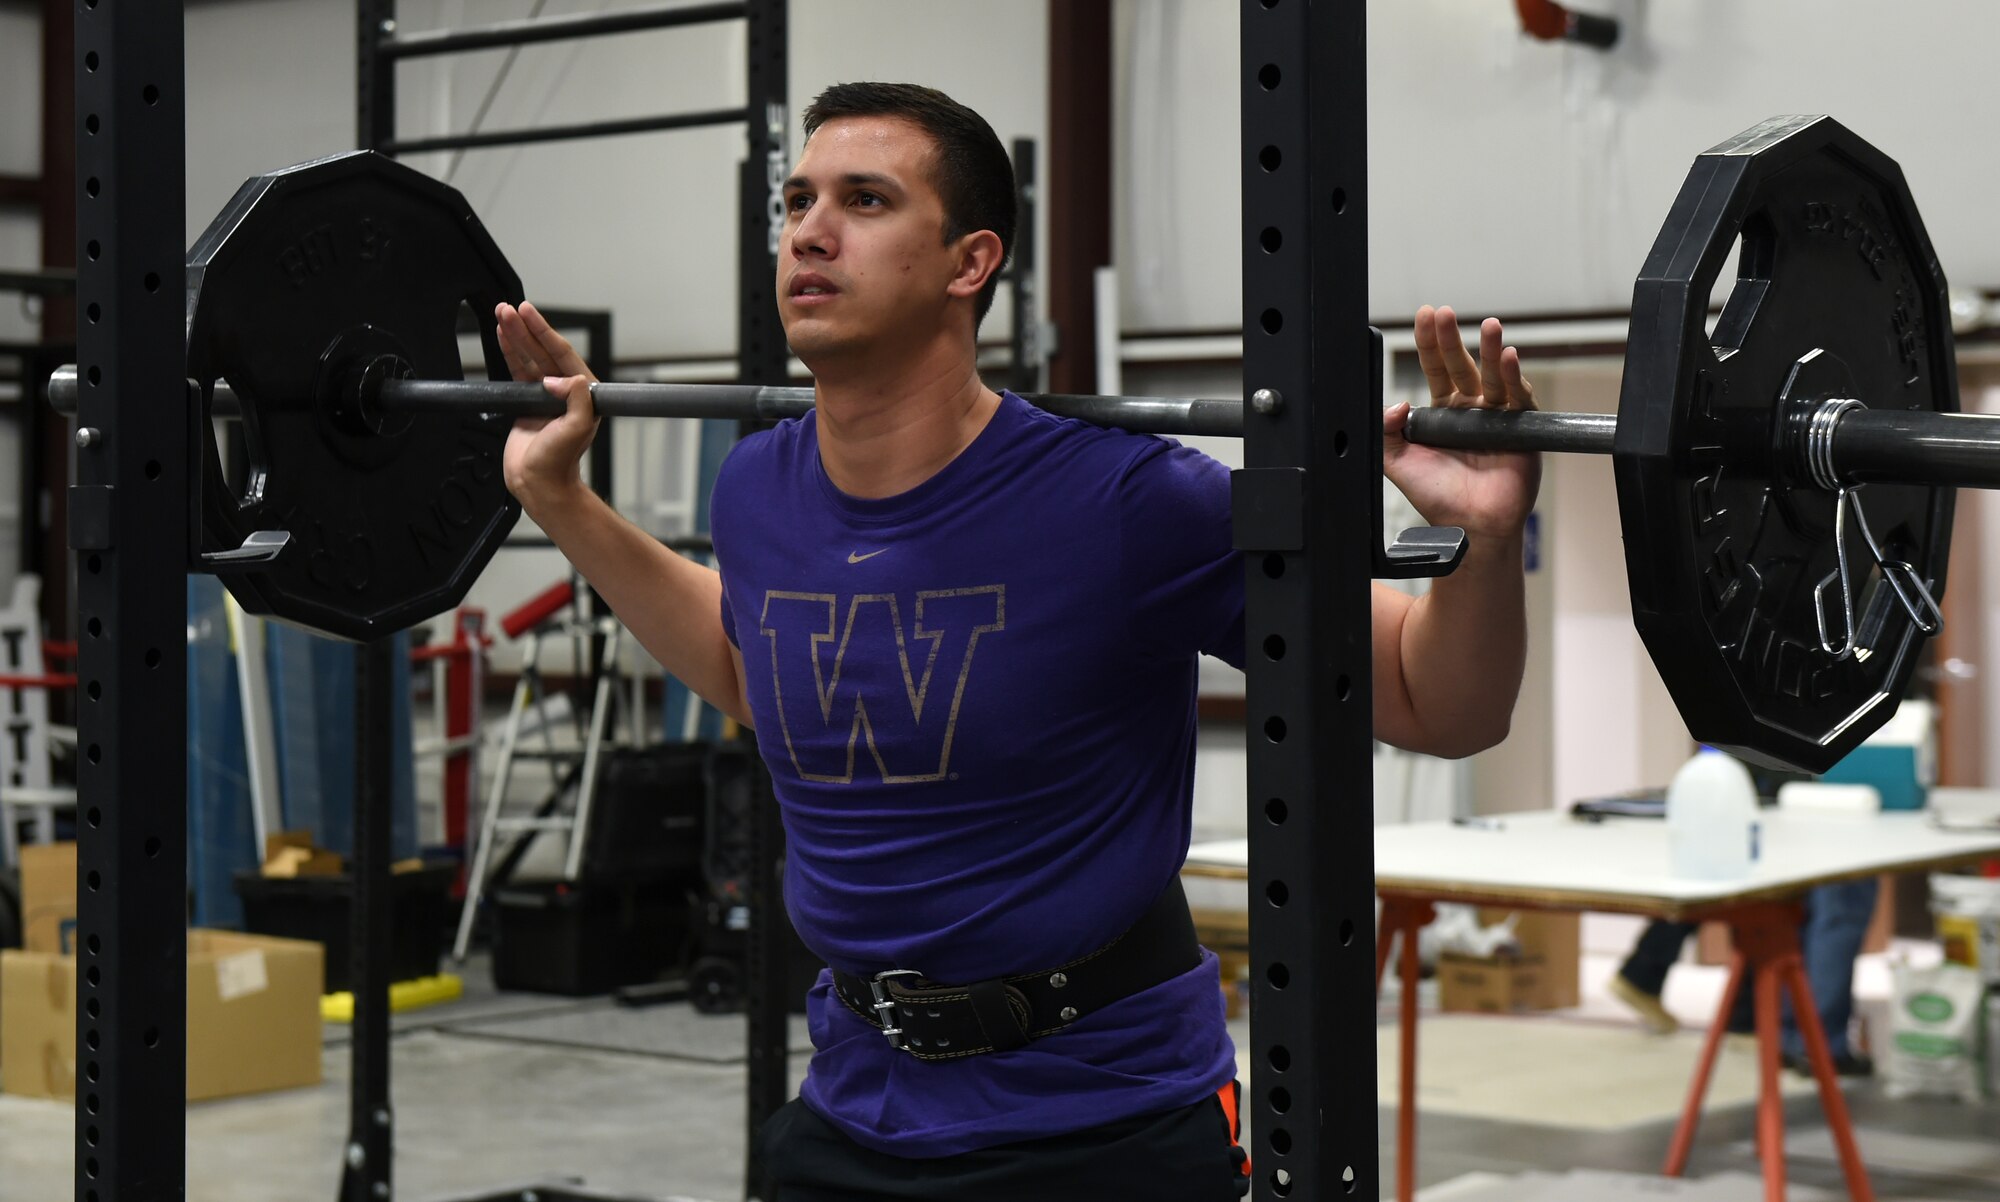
[1667,748,1760,880]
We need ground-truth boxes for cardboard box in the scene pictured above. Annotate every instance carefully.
[1439,951,1555,1014]
[260,831,344,879]
[19,841,77,955]
[2,930,323,1101]
[1474,907,1580,1009]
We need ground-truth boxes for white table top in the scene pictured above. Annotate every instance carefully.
[1184,797,2000,920]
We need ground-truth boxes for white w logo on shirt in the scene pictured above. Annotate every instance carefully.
[758,586,1005,783]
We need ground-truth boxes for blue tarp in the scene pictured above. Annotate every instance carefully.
[186,577,254,927]
[185,582,418,926]
[265,623,418,862]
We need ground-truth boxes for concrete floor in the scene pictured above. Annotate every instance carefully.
[3,955,1996,1202]
[1,956,811,1202]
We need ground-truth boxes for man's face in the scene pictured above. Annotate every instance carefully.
[778,115,963,365]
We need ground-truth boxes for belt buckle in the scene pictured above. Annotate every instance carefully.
[867,969,923,1050]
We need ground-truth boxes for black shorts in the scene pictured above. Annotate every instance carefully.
[757,1082,1252,1202]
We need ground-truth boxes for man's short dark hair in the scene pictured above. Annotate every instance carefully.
[802,82,1016,330]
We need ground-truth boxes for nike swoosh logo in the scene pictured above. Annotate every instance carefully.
[847,549,888,564]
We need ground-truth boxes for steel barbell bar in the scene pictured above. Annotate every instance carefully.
[44,365,1247,439]
[1406,404,2000,492]
[49,362,2000,492]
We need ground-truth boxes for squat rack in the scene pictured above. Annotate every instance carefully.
[71,2,1376,1200]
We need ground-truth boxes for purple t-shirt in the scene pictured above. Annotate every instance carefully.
[711,389,1245,1157]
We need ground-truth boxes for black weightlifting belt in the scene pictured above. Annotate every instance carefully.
[831,878,1201,1062]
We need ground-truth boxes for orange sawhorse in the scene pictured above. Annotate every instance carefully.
[1664,900,1874,1202]
[1374,896,1875,1202]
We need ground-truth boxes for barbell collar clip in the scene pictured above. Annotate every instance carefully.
[1380,526,1469,578]
[1804,398,1867,492]
[196,529,291,573]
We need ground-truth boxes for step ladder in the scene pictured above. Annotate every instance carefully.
[451,601,637,963]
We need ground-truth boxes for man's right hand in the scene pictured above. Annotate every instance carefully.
[497,300,601,513]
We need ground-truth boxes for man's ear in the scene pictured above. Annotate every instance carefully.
[945,230,1006,301]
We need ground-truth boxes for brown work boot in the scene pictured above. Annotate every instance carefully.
[1609,973,1680,1035]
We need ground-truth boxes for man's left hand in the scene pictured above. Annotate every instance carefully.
[1383,305,1542,539]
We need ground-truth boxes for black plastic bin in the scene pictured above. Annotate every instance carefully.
[490,877,689,996]
[584,743,709,881]
[234,861,458,994]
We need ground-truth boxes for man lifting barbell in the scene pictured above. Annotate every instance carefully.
[494,82,1537,1202]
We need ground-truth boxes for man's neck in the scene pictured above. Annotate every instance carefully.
[810,342,1002,500]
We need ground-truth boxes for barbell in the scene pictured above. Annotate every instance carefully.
[49,369,1247,437]
[52,372,2000,489]
[48,115,1977,772]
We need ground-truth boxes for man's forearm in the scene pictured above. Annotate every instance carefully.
[1396,532,1528,757]
[524,488,751,726]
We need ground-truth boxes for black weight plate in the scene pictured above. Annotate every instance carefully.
[186,151,522,642]
[1615,116,1956,773]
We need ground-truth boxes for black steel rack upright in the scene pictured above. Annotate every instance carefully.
[732,10,793,1198]
[70,2,191,1199]
[1238,2,1380,1199]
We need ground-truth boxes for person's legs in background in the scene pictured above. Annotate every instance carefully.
[1612,919,1697,1034]
[1781,877,1880,1075]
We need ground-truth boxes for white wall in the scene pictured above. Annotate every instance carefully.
[1116,0,2000,331]
[0,5,45,588]
[1113,0,1242,335]
[0,3,44,349]
[185,0,359,233]
[0,7,37,184]
[1538,363,1691,806]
